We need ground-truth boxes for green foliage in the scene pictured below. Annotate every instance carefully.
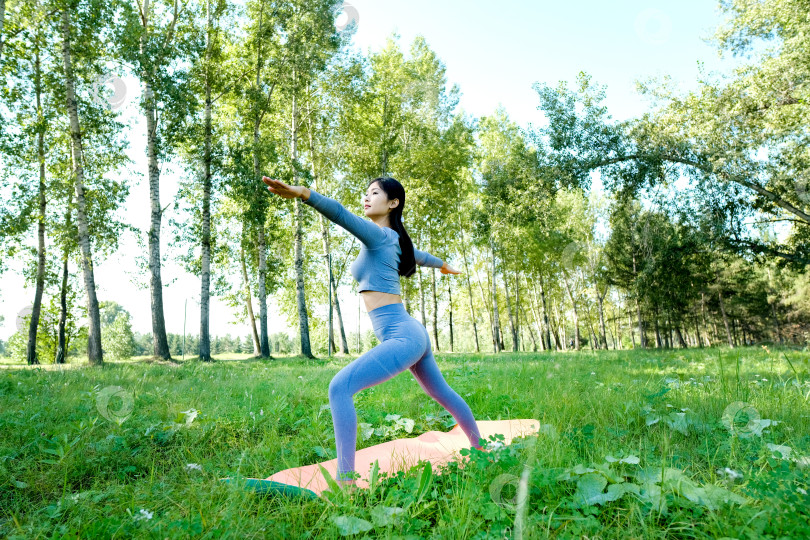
[534,40,810,268]
[358,413,416,443]
[5,291,87,363]
[99,302,135,361]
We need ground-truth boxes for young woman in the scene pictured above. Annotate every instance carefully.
[262,175,485,489]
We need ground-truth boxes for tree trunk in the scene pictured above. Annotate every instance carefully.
[607,311,622,351]
[667,314,673,348]
[27,45,47,366]
[257,227,270,356]
[730,317,736,346]
[537,274,552,350]
[331,273,350,354]
[140,0,171,360]
[635,298,645,349]
[240,243,261,356]
[291,76,313,358]
[701,291,713,345]
[675,326,687,348]
[474,252,494,350]
[447,278,454,352]
[554,303,564,350]
[55,192,73,365]
[459,230,479,353]
[489,237,502,353]
[305,90,349,355]
[527,275,546,351]
[595,285,608,350]
[718,290,734,348]
[663,311,670,348]
[632,254,646,348]
[251,9,272,358]
[55,256,70,364]
[61,7,102,365]
[585,304,598,351]
[626,314,634,348]
[519,274,538,352]
[654,311,662,348]
[199,7,213,361]
[561,272,581,350]
[503,267,518,352]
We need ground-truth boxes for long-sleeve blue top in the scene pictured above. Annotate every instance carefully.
[302,188,444,295]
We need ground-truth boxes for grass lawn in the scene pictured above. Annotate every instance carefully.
[0,346,808,538]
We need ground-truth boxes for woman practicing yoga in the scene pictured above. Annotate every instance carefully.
[262,175,485,489]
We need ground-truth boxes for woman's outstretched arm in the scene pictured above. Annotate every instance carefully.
[414,248,462,275]
[263,177,385,247]
[414,248,443,268]
[301,188,387,246]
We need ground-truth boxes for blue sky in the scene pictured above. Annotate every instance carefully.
[1,0,742,343]
[343,0,736,123]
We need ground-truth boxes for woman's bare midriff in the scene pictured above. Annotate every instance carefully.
[361,290,402,313]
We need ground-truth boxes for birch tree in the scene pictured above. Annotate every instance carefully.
[60,0,103,364]
[117,0,197,360]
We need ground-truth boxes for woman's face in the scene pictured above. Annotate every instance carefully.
[363,182,398,217]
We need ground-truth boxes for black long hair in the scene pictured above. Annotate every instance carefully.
[367,176,418,278]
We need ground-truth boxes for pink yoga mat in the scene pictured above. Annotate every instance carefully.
[264,419,541,496]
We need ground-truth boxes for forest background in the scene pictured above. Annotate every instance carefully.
[0,0,807,364]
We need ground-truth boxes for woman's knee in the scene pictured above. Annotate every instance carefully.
[328,369,351,400]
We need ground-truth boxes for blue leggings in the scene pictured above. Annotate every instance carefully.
[328,302,484,481]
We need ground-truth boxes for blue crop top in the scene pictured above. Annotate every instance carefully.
[302,189,444,295]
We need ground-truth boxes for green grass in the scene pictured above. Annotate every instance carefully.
[0,346,808,538]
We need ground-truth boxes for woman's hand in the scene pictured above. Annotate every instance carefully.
[263,176,302,199]
[440,262,461,275]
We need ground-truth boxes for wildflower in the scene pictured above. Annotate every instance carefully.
[717,468,743,480]
[185,463,202,471]
[134,508,153,521]
[486,440,505,451]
